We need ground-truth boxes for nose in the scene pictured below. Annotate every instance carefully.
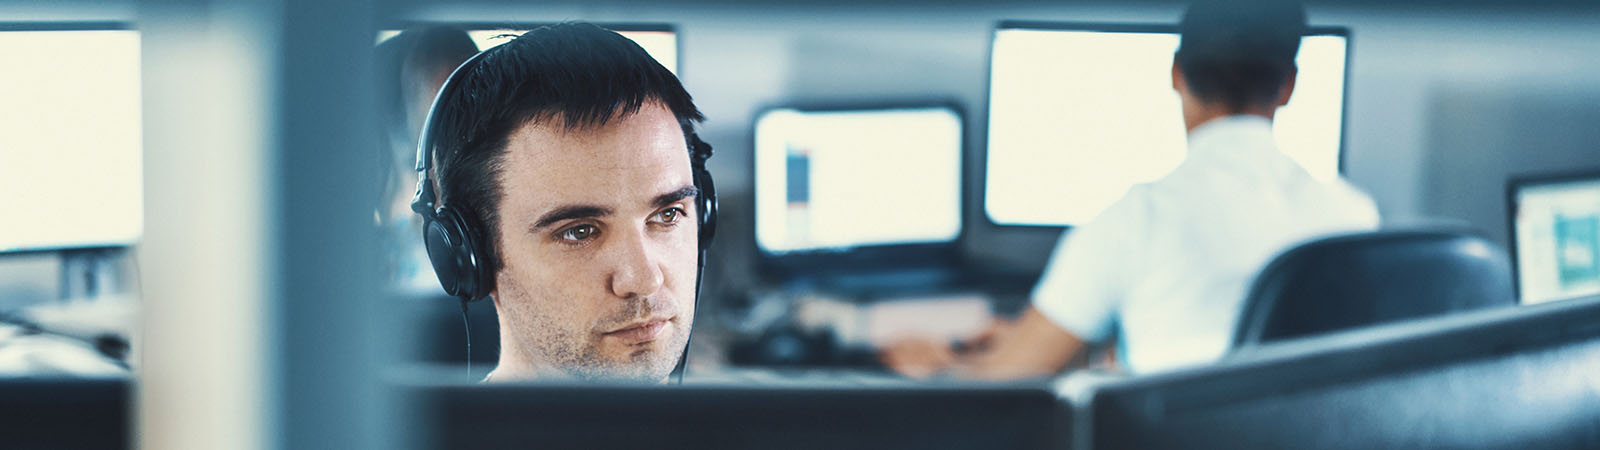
[607,226,665,300]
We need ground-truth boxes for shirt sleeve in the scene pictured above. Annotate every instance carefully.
[1030,187,1148,343]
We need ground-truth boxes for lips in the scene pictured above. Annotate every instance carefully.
[603,318,671,344]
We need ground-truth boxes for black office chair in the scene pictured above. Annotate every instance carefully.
[1231,229,1516,351]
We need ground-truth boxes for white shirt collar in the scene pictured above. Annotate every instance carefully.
[1187,115,1275,152]
[1183,115,1282,174]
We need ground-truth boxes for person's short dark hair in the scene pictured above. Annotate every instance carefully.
[429,22,705,273]
[1175,0,1307,111]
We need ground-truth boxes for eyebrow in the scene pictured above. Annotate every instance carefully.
[531,205,613,231]
[653,186,700,209]
[528,186,700,232]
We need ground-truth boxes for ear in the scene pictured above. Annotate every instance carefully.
[1276,65,1298,107]
[1171,57,1184,94]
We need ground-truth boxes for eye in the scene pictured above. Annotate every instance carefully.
[652,207,686,225]
[557,224,599,242]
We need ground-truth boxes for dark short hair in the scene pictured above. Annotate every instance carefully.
[1175,0,1307,111]
[429,22,705,272]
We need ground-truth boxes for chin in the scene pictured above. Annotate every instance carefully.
[575,362,673,384]
[578,323,691,383]
[561,349,678,383]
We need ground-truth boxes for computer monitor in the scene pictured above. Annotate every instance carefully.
[377,23,678,75]
[753,104,964,273]
[1509,171,1600,304]
[404,382,1069,449]
[0,24,142,252]
[1084,294,1600,449]
[985,22,1349,227]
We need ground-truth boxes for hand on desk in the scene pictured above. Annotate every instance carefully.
[878,307,1090,382]
[878,336,956,380]
[879,319,1007,380]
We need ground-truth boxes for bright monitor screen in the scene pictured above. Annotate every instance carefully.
[986,23,1347,226]
[378,25,677,75]
[754,106,963,255]
[1511,175,1600,304]
[0,28,142,252]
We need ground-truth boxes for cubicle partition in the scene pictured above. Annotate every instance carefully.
[1083,294,1600,449]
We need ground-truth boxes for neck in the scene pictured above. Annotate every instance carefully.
[1185,104,1277,134]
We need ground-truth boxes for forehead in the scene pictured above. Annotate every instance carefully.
[497,103,692,209]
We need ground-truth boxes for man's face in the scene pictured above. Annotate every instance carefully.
[490,102,699,383]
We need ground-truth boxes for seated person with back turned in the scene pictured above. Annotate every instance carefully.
[883,0,1379,379]
[412,23,716,383]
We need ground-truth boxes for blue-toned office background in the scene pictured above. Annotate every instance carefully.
[10,0,1594,302]
[2,1,1598,447]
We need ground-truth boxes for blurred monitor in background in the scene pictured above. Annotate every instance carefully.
[0,24,141,378]
[753,105,963,257]
[0,26,142,253]
[986,21,1349,227]
[883,0,1378,380]
[1510,172,1600,304]
[415,23,711,383]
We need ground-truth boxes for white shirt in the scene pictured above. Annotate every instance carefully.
[1032,115,1380,374]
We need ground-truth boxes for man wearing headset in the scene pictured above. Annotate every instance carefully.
[413,23,714,383]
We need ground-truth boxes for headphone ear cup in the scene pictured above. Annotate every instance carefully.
[695,165,718,249]
[423,207,492,301]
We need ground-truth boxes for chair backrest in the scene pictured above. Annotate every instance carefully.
[1231,229,1516,350]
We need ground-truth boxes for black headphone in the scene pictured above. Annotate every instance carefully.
[411,48,718,303]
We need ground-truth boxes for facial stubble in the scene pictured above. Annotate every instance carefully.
[495,275,692,382]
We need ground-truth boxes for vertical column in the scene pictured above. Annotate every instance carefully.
[273,0,385,448]
[138,0,385,448]
[137,0,281,448]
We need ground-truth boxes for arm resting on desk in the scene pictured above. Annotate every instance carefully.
[882,306,1088,381]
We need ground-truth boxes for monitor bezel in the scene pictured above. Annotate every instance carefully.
[1504,168,1600,304]
[749,100,971,282]
[402,380,1072,449]
[981,20,1353,229]
[0,21,133,32]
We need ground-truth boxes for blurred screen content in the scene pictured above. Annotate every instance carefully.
[1513,176,1600,304]
[986,27,1347,226]
[754,106,963,255]
[0,29,142,252]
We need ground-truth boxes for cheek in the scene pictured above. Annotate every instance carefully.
[497,262,609,343]
[664,230,702,292]
[497,236,610,325]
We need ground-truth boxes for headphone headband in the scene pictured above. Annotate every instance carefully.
[411,49,491,217]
